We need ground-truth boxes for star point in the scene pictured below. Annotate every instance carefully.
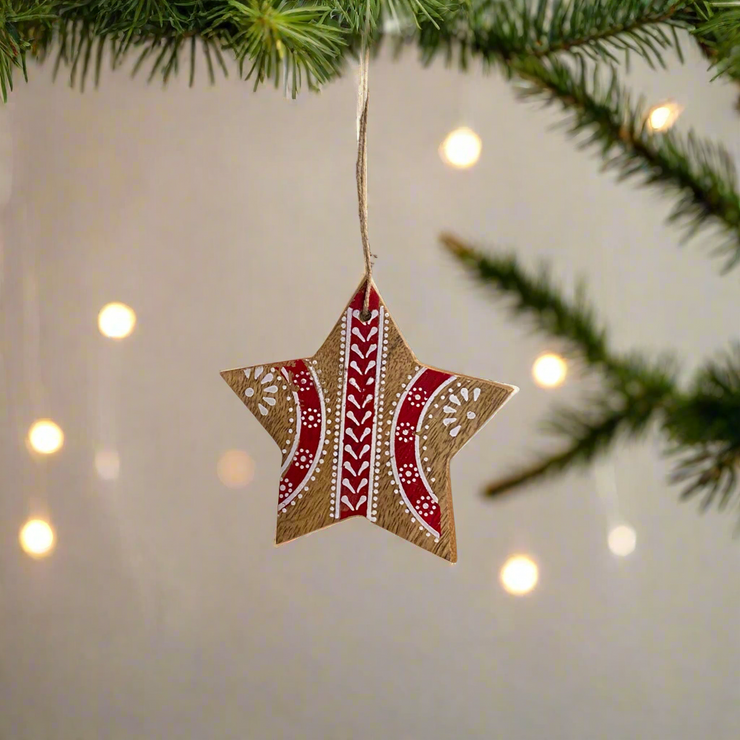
[221,281,517,561]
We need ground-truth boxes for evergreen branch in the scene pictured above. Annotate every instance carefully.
[0,1,57,99]
[15,0,352,97]
[411,6,740,267]
[667,344,740,447]
[442,233,611,361]
[485,405,634,495]
[441,233,690,497]
[224,1,346,92]
[485,364,675,497]
[335,0,458,33]
[412,1,694,71]
[441,233,678,393]
[511,57,740,271]
[687,1,740,84]
[8,0,460,97]
[9,1,732,97]
[444,234,740,518]
[6,1,740,106]
[667,345,740,510]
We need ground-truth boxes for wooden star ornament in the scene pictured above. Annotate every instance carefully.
[221,281,517,562]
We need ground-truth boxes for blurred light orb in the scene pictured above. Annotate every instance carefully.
[217,449,255,489]
[500,555,539,595]
[440,127,482,169]
[19,519,55,558]
[28,419,64,455]
[532,353,567,388]
[95,449,121,481]
[608,524,637,557]
[98,302,136,339]
[647,101,682,132]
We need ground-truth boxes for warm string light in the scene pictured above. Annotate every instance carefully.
[27,419,64,454]
[532,353,567,388]
[98,302,137,339]
[20,302,135,553]
[500,555,539,595]
[608,524,637,557]
[19,519,56,558]
[646,100,682,133]
[440,127,482,169]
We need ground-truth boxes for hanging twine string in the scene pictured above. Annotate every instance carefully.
[356,42,373,320]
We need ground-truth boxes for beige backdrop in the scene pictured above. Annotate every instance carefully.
[1,43,739,740]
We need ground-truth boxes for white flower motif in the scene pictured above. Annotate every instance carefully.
[442,386,481,437]
[408,387,428,408]
[303,407,321,429]
[295,448,314,470]
[292,370,313,393]
[278,479,294,500]
[244,366,278,416]
[400,463,420,483]
[395,421,416,443]
[414,493,437,515]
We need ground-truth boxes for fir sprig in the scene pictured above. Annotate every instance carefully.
[11,0,462,96]
[688,1,740,83]
[443,234,740,518]
[30,0,350,93]
[398,4,740,267]
[411,0,693,71]
[336,0,458,33]
[0,1,56,99]
[511,56,740,271]
[224,1,345,93]
[8,2,740,95]
[668,345,740,509]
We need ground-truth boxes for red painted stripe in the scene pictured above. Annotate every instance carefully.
[338,286,381,519]
[393,368,453,535]
[279,359,322,509]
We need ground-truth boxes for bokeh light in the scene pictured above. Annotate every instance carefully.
[440,127,482,169]
[27,419,64,455]
[98,302,137,339]
[500,555,539,595]
[532,353,567,388]
[646,101,682,133]
[19,519,56,558]
[608,524,637,557]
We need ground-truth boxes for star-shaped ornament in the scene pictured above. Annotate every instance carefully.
[221,281,517,562]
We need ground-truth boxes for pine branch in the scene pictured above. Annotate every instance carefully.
[441,234,686,495]
[0,1,57,99]
[410,5,740,270]
[485,405,634,495]
[412,1,693,71]
[444,234,740,518]
[224,1,346,93]
[687,1,740,85]
[511,56,740,272]
[33,1,352,95]
[11,1,734,96]
[336,0,457,32]
[11,0,461,98]
[667,345,740,510]
[7,1,740,98]
[442,233,678,391]
[443,232,612,361]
